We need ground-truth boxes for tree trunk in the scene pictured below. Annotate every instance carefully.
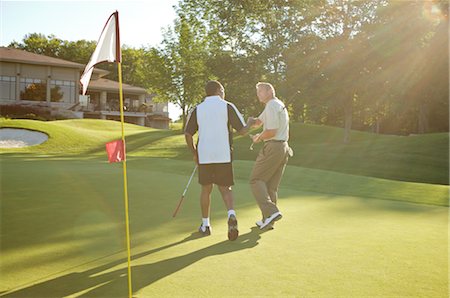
[296,102,305,123]
[418,101,429,134]
[179,102,187,130]
[181,107,187,130]
[343,99,352,143]
[300,103,306,123]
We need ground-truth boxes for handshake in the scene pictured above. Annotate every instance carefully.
[246,117,258,128]
[242,117,262,149]
[238,117,260,143]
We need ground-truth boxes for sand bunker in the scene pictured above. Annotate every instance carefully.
[0,128,48,148]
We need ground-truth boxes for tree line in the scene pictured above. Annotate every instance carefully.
[10,0,448,139]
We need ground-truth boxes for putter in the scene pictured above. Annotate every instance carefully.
[172,165,198,217]
[249,134,255,150]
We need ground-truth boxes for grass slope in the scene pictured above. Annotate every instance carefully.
[1,119,448,185]
[233,123,449,185]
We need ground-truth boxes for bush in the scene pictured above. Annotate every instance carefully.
[0,104,52,120]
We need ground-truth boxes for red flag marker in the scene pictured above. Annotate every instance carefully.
[105,139,125,163]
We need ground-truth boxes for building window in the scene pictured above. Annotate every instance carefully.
[20,78,46,101]
[0,76,16,100]
[50,80,75,102]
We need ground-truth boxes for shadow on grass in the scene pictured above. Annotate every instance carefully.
[3,227,264,298]
[86,129,181,156]
[0,129,184,160]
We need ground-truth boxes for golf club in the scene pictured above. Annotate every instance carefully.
[249,134,256,150]
[172,165,198,217]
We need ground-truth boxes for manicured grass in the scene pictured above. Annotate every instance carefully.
[0,158,448,297]
[233,123,449,185]
[1,118,447,206]
[0,119,448,297]
[2,119,447,185]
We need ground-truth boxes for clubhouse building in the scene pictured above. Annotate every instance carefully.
[0,47,170,129]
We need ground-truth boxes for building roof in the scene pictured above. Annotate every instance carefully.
[0,47,148,94]
[0,47,84,69]
[89,78,147,94]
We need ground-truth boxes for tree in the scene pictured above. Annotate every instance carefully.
[9,33,63,57]
[283,34,329,123]
[313,0,387,142]
[360,0,448,134]
[9,0,448,135]
[147,13,209,128]
[20,82,47,101]
[9,35,152,89]
[176,0,322,118]
[50,85,64,102]
[59,39,96,64]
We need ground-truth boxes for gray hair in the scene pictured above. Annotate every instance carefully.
[256,82,276,97]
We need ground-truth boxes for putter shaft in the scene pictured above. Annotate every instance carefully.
[172,165,197,217]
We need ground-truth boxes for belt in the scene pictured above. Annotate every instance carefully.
[265,139,287,143]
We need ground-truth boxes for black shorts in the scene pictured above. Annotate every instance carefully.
[198,162,234,186]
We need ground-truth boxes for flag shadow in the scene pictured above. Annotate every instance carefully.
[85,129,179,156]
[3,227,264,297]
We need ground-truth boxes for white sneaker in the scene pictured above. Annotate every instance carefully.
[259,212,282,229]
[256,219,274,229]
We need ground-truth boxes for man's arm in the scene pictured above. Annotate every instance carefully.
[227,103,261,136]
[253,118,263,128]
[252,102,279,142]
[184,133,198,164]
[184,107,198,164]
[251,129,277,143]
[237,117,258,135]
[237,117,263,135]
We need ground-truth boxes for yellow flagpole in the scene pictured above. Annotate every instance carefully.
[118,61,133,298]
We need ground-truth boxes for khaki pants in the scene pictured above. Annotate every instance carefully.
[250,141,289,219]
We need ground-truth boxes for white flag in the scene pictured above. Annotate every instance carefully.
[80,11,121,95]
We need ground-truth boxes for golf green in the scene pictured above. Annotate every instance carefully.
[1,158,448,297]
[1,119,448,297]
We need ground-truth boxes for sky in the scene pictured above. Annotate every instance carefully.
[0,0,182,120]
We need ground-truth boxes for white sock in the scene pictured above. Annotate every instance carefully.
[202,218,210,227]
[227,209,236,219]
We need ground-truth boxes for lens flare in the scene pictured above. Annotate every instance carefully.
[422,2,445,24]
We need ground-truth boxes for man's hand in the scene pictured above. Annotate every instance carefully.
[252,133,262,143]
[247,117,262,128]
[185,133,198,164]
[253,117,262,127]
[193,151,199,165]
[246,117,256,127]
[238,117,258,135]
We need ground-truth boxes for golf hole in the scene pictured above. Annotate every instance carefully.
[0,128,49,148]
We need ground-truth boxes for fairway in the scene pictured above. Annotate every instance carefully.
[1,119,449,297]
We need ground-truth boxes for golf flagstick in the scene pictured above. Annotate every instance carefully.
[80,11,133,298]
[173,165,198,217]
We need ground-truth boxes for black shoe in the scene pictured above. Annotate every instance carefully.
[228,215,239,241]
[198,225,211,236]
